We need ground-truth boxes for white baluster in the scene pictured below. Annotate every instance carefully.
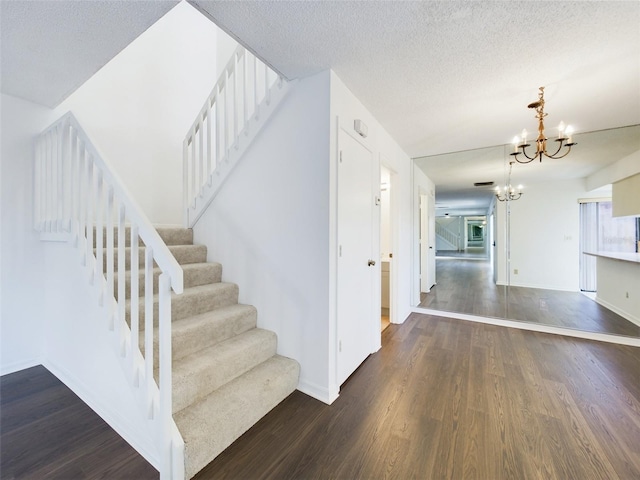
[215,89,221,167]
[145,246,155,418]
[130,224,140,385]
[233,54,238,141]
[106,187,115,329]
[45,131,52,231]
[182,138,189,226]
[117,203,126,356]
[198,120,204,195]
[61,118,70,231]
[70,128,79,240]
[56,124,63,231]
[206,101,212,184]
[265,62,271,106]
[34,136,42,230]
[95,171,104,305]
[86,158,94,282]
[243,49,248,134]
[224,69,229,157]
[253,53,259,120]
[78,145,87,263]
[158,272,173,480]
[190,132,196,207]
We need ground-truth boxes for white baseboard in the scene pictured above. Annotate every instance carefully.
[594,297,640,327]
[43,359,161,471]
[412,307,640,347]
[297,377,339,405]
[0,357,43,376]
[496,281,578,292]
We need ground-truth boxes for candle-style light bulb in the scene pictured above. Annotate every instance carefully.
[512,136,520,152]
[558,121,566,139]
[565,125,574,144]
[521,129,528,144]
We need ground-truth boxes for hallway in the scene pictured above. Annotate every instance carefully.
[419,257,640,337]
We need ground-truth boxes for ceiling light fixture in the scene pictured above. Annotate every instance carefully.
[511,86,576,164]
[495,161,523,202]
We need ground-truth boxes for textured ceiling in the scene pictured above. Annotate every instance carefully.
[191,0,640,211]
[190,1,640,157]
[1,0,179,107]
[3,1,638,212]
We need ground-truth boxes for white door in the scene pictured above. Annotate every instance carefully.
[337,129,376,386]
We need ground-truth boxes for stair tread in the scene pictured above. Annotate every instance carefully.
[175,355,300,479]
[172,328,277,412]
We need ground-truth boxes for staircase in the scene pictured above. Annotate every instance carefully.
[36,39,294,478]
[112,226,299,479]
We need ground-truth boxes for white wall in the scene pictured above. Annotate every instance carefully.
[193,71,332,402]
[329,71,416,321]
[41,241,160,467]
[192,69,419,404]
[56,2,225,225]
[0,94,56,374]
[504,178,606,291]
[329,71,417,395]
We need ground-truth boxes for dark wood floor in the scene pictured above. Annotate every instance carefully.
[420,257,640,337]
[0,365,158,480]
[4,315,639,479]
[194,313,640,479]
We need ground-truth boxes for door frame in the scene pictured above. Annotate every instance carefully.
[380,159,399,325]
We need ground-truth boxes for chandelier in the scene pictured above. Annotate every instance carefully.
[495,161,522,202]
[511,86,576,164]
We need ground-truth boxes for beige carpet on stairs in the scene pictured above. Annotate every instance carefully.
[98,226,300,479]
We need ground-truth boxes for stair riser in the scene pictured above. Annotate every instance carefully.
[115,264,222,300]
[99,245,207,270]
[92,227,193,248]
[126,284,239,325]
[172,330,278,413]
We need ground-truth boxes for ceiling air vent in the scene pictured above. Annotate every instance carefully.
[474,181,495,187]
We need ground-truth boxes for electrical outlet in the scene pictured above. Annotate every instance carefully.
[626,292,629,299]
[514,269,519,274]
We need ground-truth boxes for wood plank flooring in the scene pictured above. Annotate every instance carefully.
[0,365,158,480]
[194,313,640,479]
[420,257,640,337]
[3,315,638,480]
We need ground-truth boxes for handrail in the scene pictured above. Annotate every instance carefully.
[35,112,184,480]
[183,44,287,227]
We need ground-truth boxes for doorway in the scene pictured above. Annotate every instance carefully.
[380,165,392,331]
[419,190,436,294]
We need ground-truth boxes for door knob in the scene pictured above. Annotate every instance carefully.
[368,259,376,266]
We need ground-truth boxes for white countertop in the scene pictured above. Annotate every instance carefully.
[584,251,640,264]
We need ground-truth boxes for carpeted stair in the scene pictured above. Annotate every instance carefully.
[99,227,300,479]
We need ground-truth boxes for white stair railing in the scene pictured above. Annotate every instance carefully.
[183,45,290,227]
[35,112,185,480]
[436,222,461,250]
